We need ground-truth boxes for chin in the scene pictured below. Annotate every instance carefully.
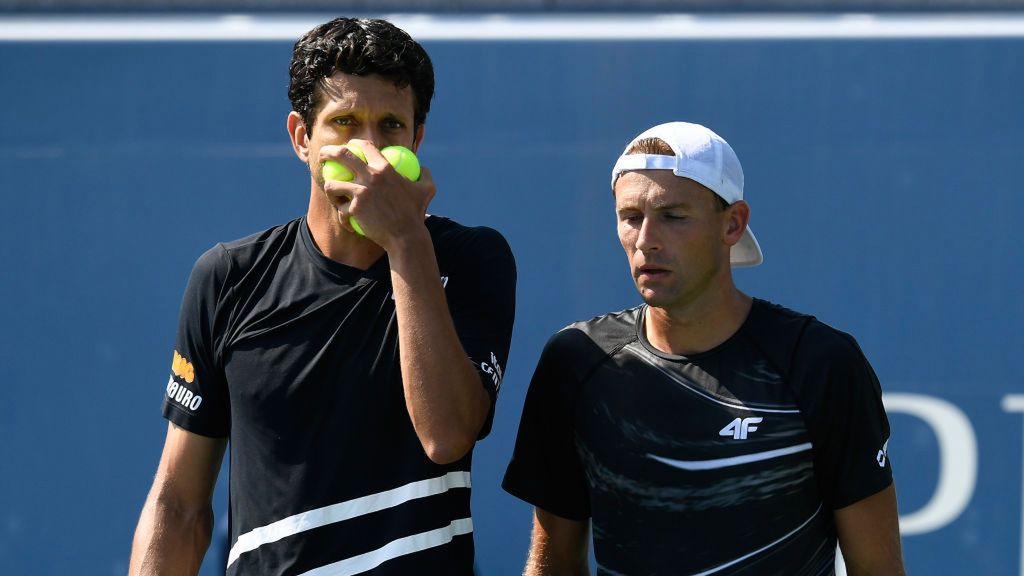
[636,286,671,308]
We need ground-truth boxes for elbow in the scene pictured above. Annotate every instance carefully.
[155,493,215,536]
[421,433,476,465]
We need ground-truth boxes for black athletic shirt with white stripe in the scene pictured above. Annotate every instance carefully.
[503,300,892,576]
[161,216,516,575]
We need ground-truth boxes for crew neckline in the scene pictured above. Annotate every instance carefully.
[298,216,391,283]
[635,299,762,361]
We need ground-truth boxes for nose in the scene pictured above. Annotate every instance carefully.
[634,216,661,252]
[349,127,383,149]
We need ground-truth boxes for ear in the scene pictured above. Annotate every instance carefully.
[287,111,310,162]
[411,123,425,153]
[723,200,751,247]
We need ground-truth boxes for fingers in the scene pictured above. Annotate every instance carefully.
[319,144,371,181]
[346,139,387,168]
[317,141,433,244]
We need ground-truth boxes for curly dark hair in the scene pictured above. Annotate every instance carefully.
[288,18,435,134]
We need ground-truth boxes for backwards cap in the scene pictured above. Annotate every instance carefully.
[611,121,763,267]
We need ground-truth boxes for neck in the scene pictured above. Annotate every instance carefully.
[644,284,753,356]
[306,194,385,270]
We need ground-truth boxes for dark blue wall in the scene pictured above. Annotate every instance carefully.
[2,25,1023,575]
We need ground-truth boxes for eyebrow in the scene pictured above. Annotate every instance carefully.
[649,201,692,211]
[616,201,690,215]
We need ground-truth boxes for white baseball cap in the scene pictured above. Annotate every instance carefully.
[610,121,764,267]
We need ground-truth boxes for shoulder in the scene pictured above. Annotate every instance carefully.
[740,299,870,376]
[546,306,641,361]
[800,318,870,373]
[188,219,301,289]
[194,219,301,279]
[426,216,513,260]
[752,299,870,373]
[747,299,817,338]
[217,218,302,269]
[529,307,640,388]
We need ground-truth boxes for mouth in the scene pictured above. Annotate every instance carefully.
[637,265,670,281]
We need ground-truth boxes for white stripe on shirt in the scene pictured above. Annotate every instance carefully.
[227,470,471,568]
[298,518,474,576]
[648,442,813,471]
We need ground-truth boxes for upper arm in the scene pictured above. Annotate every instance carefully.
[444,227,517,437]
[150,422,227,507]
[503,330,593,521]
[791,325,893,509]
[525,508,590,576]
[445,228,516,380]
[163,245,232,437]
[835,483,905,575]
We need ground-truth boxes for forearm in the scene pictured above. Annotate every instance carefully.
[524,548,589,576]
[524,509,590,576]
[836,484,905,575]
[129,493,213,576]
[388,228,490,464]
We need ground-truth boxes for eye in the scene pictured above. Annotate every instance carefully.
[333,116,356,127]
[618,212,643,225]
[381,118,405,131]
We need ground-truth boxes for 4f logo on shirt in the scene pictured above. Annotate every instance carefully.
[480,352,504,392]
[877,440,889,468]
[720,417,763,440]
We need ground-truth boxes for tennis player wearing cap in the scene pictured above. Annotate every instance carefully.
[503,122,904,575]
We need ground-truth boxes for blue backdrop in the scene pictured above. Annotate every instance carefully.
[2,15,1023,575]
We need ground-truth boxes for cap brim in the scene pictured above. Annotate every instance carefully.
[731,228,763,267]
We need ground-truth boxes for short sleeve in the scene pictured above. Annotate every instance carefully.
[790,323,893,509]
[160,245,231,438]
[443,227,517,439]
[503,330,591,521]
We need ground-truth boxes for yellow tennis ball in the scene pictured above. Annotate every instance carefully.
[321,160,350,182]
[381,146,421,181]
[348,217,366,236]
[321,143,368,182]
[321,143,370,236]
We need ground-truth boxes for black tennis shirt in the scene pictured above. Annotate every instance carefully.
[504,300,892,575]
[161,216,516,575]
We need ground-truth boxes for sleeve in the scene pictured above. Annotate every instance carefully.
[790,322,893,509]
[443,226,517,439]
[502,330,591,521]
[160,245,232,438]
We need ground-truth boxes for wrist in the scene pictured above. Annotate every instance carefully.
[381,222,431,257]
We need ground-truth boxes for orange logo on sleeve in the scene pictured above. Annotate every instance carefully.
[171,350,195,383]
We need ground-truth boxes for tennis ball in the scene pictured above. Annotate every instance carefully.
[321,143,369,235]
[381,146,421,182]
[321,143,368,182]
[320,143,420,237]
[348,217,366,236]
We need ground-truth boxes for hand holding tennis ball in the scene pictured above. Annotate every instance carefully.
[321,143,367,182]
[321,143,422,236]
